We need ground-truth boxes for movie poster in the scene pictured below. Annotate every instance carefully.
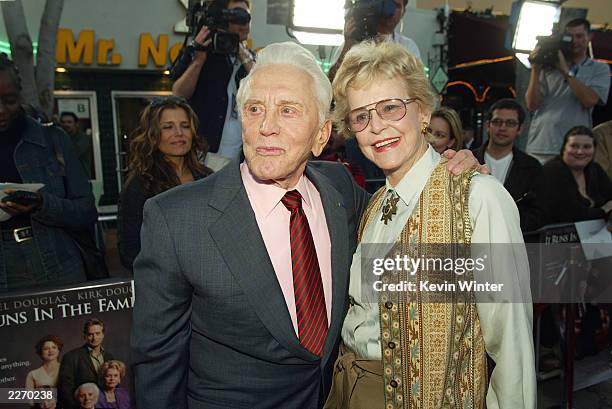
[0,279,134,408]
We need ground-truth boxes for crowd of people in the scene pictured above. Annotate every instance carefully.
[0,0,611,407]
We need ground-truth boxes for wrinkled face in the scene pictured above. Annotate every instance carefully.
[158,107,193,159]
[60,115,78,136]
[227,1,250,42]
[566,24,590,58]
[486,108,522,149]
[427,116,454,153]
[348,75,428,185]
[0,72,21,131]
[41,341,60,362]
[562,134,594,170]
[241,64,330,189]
[85,324,104,349]
[77,387,96,409]
[104,368,121,389]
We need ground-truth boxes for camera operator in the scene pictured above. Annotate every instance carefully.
[172,0,255,160]
[328,0,420,82]
[525,18,610,164]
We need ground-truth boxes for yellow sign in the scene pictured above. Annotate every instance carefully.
[56,28,184,67]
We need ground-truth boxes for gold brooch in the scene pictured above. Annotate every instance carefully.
[380,191,400,225]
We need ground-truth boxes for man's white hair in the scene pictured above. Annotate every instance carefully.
[236,41,332,125]
[74,382,100,400]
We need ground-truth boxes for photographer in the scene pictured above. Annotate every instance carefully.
[525,18,610,164]
[172,0,254,160]
[328,0,420,82]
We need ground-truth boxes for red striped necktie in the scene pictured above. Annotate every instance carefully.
[281,190,328,357]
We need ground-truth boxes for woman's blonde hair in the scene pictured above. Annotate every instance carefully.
[332,41,437,138]
[101,360,126,379]
[431,106,464,150]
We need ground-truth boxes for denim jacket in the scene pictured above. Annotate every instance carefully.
[0,116,97,290]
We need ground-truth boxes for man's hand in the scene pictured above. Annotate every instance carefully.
[238,42,254,72]
[193,26,212,62]
[528,46,542,70]
[0,189,42,216]
[556,51,570,77]
[443,149,489,176]
[602,200,612,215]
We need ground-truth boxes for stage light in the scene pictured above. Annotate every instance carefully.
[55,67,67,73]
[511,0,561,67]
[288,0,345,46]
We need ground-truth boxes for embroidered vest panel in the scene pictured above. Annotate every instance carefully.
[358,162,487,409]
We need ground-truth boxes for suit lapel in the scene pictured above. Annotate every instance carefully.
[208,161,315,361]
[305,164,350,367]
[80,346,97,378]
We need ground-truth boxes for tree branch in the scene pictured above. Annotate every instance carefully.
[36,0,64,118]
[1,0,39,109]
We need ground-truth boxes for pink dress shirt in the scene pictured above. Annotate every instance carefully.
[240,162,332,336]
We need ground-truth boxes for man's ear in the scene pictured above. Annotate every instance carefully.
[311,119,332,157]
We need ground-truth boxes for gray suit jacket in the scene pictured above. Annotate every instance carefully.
[130,160,369,409]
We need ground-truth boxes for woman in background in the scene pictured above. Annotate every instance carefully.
[96,360,134,409]
[117,96,211,270]
[536,125,612,224]
[428,106,464,153]
[0,54,95,291]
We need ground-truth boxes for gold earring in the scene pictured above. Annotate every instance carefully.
[421,122,429,135]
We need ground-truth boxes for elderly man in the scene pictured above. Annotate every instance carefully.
[130,41,479,409]
[74,383,99,409]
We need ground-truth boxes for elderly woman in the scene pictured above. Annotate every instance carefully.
[325,41,535,409]
[428,106,464,153]
[74,383,99,409]
[117,95,212,270]
[26,335,63,391]
[536,125,612,225]
[96,360,133,409]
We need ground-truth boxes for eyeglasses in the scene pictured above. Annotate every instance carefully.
[150,95,188,108]
[489,118,520,128]
[346,98,417,133]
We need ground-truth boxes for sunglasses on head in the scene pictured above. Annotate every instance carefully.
[150,95,188,108]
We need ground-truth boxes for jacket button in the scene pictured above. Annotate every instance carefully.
[385,301,393,309]
[390,380,398,388]
[388,342,396,349]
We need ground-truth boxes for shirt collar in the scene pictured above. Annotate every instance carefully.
[240,162,313,219]
[87,345,104,354]
[385,145,440,205]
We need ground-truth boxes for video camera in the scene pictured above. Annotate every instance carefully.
[169,0,251,79]
[529,32,573,68]
[345,0,397,42]
[187,0,251,55]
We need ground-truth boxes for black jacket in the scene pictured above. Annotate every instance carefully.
[117,173,207,271]
[534,157,612,225]
[475,144,543,232]
[189,52,251,153]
